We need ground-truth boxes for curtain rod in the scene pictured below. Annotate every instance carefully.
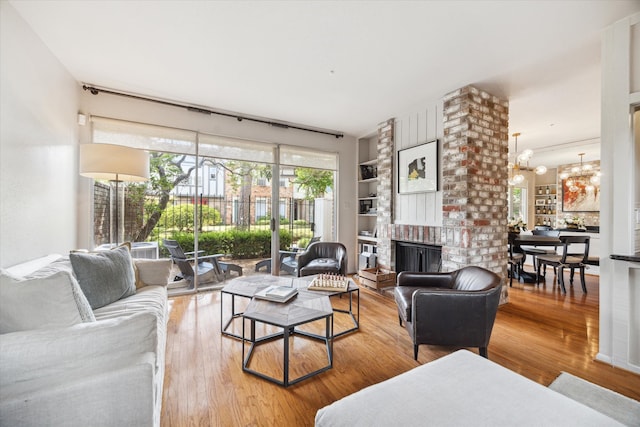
[82,85,344,139]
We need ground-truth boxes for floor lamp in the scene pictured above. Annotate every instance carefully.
[79,143,149,246]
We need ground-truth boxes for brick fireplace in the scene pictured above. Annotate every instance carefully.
[374,85,509,302]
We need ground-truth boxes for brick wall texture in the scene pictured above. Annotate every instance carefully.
[376,118,395,269]
[442,85,509,300]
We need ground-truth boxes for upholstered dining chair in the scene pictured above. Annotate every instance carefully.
[535,235,590,294]
[393,266,502,360]
[296,242,348,277]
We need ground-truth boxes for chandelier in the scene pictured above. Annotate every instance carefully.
[559,153,600,193]
[508,132,547,186]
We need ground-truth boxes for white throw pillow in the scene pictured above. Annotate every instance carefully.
[133,259,172,289]
[0,269,95,334]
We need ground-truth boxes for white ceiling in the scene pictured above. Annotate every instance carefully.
[8,0,640,167]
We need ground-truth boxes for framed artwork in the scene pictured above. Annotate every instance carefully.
[359,164,377,180]
[535,199,546,206]
[359,199,372,214]
[398,140,439,194]
[561,179,600,212]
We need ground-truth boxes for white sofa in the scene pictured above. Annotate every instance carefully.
[0,250,171,427]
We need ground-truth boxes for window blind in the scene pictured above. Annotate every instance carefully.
[279,146,338,170]
[198,132,274,164]
[92,116,335,170]
[91,116,197,155]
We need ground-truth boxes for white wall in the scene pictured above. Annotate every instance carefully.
[77,90,359,272]
[394,101,444,226]
[0,2,79,267]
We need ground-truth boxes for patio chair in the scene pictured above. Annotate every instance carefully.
[163,239,240,288]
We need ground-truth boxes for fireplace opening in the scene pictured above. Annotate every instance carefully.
[395,242,442,274]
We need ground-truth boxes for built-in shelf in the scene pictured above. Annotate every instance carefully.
[358,177,377,184]
[357,134,379,269]
[534,183,558,228]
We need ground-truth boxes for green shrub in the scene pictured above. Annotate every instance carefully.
[255,217,270,225]
[297,237,311,249]
[293,219,308,226]
[162,229,293,259]
[160,204,221,232]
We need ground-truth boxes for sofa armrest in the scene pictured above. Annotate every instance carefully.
[0,311,158,386]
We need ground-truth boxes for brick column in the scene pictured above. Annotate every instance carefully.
[376,118,395,269]
[442,85,509,301]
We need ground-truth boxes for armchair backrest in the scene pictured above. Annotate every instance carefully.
[452,266,502,291]
[297,242,348,275]
[396,271,456,289]
[396,266,501,291]
[304,242,346,259]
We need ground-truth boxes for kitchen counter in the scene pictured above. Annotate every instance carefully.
[610,253,640,263]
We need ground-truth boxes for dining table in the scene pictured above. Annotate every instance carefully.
[510,234,562,283]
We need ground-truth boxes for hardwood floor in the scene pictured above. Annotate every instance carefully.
[161,272,640,426]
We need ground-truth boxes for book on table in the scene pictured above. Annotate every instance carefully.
[254,285,298,303]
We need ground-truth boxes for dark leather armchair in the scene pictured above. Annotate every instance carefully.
[296,242,348,277]
[393,266,502,360]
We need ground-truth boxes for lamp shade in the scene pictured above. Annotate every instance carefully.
[79,143,149,182]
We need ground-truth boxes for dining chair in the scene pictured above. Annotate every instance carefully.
[535,235,590,294]
[508,233,525,287]
[521,229,561,281]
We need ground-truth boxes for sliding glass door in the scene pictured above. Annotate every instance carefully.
[89,116,337,292]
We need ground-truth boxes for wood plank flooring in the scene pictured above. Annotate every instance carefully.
[161,272,640,427]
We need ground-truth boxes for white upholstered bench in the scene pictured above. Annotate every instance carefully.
[315,350,624,426]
